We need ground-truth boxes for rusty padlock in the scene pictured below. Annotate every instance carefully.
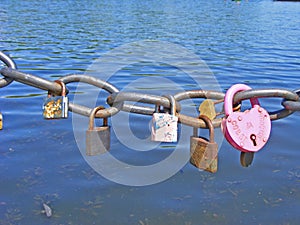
[190,115,218,173]
[43,80,68,119]
[86,106,110,156]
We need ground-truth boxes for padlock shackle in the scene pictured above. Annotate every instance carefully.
[165,95,176,116]
[88,106,108,130]
[54,80,67,96]
[194,115,215,143]
[224,84,259,116]
[154,104,162,113]
[47,80,67,97]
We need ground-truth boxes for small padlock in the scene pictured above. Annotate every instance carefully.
[240,151,255,167]
[0,112,3,130]
[190,115,218,173]
[199,99,217,120]
[151,95,178,142]
[43,80,68,119]
[86,106,110,156]
[222,84,271,153]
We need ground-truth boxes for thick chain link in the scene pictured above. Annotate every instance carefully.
[1,52,300,129]
[0,52,17,88]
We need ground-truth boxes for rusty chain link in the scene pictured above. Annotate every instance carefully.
[1,51,300,129]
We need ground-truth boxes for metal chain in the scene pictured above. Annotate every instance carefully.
[1,52,300,129]
[233,89,299,120]
[282,89,300,112]
[0,52,17,88]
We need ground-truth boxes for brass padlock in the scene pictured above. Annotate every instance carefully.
[199,99,216,121]
[0,112,3,130]
[190,115,218,173]
[86,106,110,156]
[43,80,68,119]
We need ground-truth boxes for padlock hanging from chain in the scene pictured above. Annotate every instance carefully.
[151,95,178,143]
[190,115,218,173]
[86,106,110,156]
[221,84,272,167]
[43,80,68,119]
[222,84,271,152]
[0,112,3,130]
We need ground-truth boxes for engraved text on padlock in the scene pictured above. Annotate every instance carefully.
[222,84,271,153]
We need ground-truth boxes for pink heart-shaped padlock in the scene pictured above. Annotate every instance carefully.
[222,84,271,153]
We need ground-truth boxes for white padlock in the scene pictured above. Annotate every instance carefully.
[151,95,178,142]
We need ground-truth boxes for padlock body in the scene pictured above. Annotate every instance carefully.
[222,105,271,152]
[43,96,68,119]
[86,126,110,156]
[0,113,2,130]
[151,113,178,142]
[190,136,218,173]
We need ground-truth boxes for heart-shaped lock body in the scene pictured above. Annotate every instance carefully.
[222,84,271,152]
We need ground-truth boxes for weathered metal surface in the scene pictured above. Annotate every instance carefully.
[0,51,16,88]
[1,51,300,126]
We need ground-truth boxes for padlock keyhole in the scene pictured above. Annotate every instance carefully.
[250,134,257,146]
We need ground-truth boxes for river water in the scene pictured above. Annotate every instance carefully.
[0,0,299,224]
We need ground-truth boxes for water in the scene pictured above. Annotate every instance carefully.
[0,0,299,224]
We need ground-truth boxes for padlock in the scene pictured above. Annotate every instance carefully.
[190,115,218,173]
[199,99,216,120]
[240,151,255,167]
[0,112,2,130]
[222,84,271,153]
[86,106,110,156]
[151,95,178,142]
[43,80,68,119]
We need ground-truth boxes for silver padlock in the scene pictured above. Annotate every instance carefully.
[43,80,68,119]
[151,95,178,142]
[86,106,110,156]
[190,115,218,173]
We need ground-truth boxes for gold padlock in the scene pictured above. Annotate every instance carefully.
[199,99,216,121]
[86,106,110,156]
[190,115,218,173]
[0,112,3,130]
[43,80,68,119]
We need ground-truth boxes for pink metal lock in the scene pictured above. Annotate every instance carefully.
[222,84,271,152]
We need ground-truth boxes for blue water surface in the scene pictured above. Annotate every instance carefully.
[0,0,299,224]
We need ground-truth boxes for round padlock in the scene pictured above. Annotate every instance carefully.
[222,84,271,153]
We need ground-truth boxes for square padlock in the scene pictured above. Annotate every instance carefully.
[190,115,218,173]
[151,113,178,142]
[151,95,178,142]
[86,106,110,156]
[190,136,218,173]
[43,96,68,119]
[43,80,68,119]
